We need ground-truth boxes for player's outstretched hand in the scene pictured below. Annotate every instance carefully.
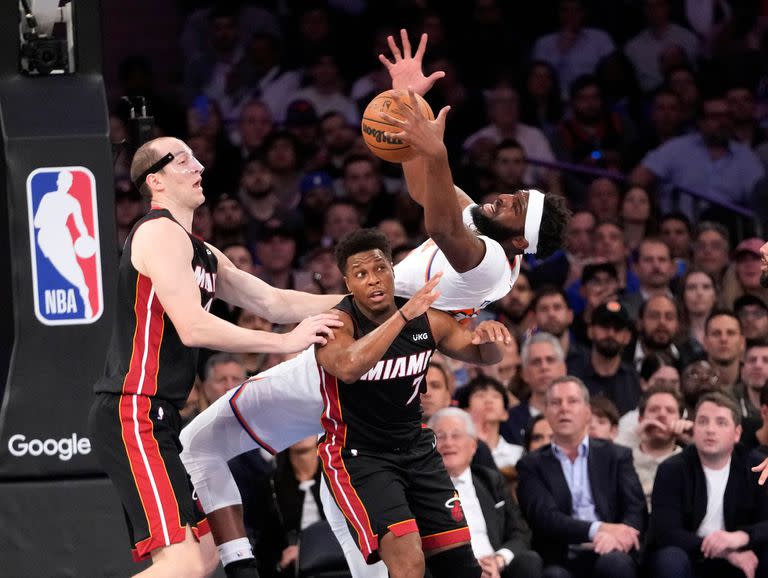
[379,29,445,96]
[400,272,442,322]
[281,313,344,352]
[380,88,450,159]
[471,321,512,345]
[752,456,768,485]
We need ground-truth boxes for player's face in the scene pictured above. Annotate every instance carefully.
[155,140,205,207]
[479,190,528,234]
[343,249,395,314]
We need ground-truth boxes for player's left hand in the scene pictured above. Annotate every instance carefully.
[471,321,512,345]
[379,29,445,96]
[380,89,450,159]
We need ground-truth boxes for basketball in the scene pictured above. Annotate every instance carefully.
[361,90,434,163]
[74,235,97,259]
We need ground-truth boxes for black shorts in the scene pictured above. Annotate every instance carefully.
[319,427,470,563]
[88,392,209,562]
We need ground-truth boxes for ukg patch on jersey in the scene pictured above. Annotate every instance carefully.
[26,167,104,325]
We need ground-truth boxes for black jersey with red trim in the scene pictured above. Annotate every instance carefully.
[93,208,217,407]
[319,295,436,451]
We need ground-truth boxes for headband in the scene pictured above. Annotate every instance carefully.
[524,190,545,255]
[133,152,175,191]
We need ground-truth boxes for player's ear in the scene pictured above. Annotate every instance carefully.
[508,235,529,253]
[343,276,351,293]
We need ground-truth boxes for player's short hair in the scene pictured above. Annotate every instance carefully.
[130,140,165,199]
[536,193,571,259]
[335,228,392,274]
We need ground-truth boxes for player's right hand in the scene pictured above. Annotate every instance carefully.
[379,29,445,96]
[280,313,344,352]
[400,272,442,321]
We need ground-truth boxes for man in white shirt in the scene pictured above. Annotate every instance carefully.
[430,407,543,578]
[647,392,768,578]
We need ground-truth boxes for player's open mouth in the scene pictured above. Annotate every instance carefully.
[193,178,202,188]
[368,290,386,302]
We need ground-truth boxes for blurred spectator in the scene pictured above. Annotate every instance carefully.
[744,385,768,452]
[735,294,768,344]
[620,186,656,252]
[529,209,596,290]
[703,310,746,388]
[228,32,302,127]
[629,89,686,167]
[233,309,273,376]
[569,300,641,415]
[733,339,768,424]
[237,156,289,244]
[188,129,241,199]
[479,339,523,406]
[420,361,455,423]
[210,193,247,247]
[463,84,559,193]
[589,396,620,441]
[115,180,143,251]
[349,27,396,109]
[318,111,357,178]
[659,211,693,269]
[180,378,202,427]
[294,51,359,125]
[198,353,247,410]
[519,61,563,145]
[572,262,621,347]
[282,100,323,171]
[647,393,768,578]
[622,238,676,319]
[340,154,398,227]
[680,358,724,417]
[623,0,699,93]
[630,94,764,216]
[616,356,683,447]
[492,269,534,340]
[631,384,685,508]
[679,269,718,352]
[263,130,304,211]
[586,178,621,223]
[192,202,213,241]
[631,295,685,371]
[532,0,615,101]
[664,65,701,129]
[322,200,362,247]
[523,414,554,454]
[516,376,645,578]
[254,219,311,290]
[236,100,274,159]
[429,407,543,578]
[722,237,768,308]
[692,221,730,286]
[530,286,587,365]
[503,333,567,445]
[727,84,767,151]
[299,170,336,248]
[459,376,525,469]
[298,246,346,295]
[490,139,527,195]
[377,219,408,251]
[250,436,326,578]
[222,242,257,275]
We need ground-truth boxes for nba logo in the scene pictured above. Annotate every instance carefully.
[26,167,104,325]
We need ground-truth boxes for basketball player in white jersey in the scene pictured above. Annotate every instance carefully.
[179,32,569,578]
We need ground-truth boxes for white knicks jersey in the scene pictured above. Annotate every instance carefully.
[394,204,520,321]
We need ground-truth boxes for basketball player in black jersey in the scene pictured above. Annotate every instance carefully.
[88,136,343,578]
[315,229,511,578]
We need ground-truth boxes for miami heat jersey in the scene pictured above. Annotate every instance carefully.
[319,295,436,451]
[94,208,217,407]
[394,204,520,321]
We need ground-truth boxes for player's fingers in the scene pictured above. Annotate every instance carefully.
[415,32,428,60]
[400,29,412,58]
[387,35,402,61]
[312,335,328,346]
[407,87,420,115]
[435,105,451,126]
[313,314,343,324]
[377,53,394,69]
[378,110,405,126]
[424,70,445,92]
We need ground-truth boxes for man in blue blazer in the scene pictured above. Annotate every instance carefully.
[516,376,646,578]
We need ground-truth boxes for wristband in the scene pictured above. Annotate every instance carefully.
[398,309,409,323]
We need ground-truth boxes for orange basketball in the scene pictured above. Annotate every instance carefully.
[361,90,434,163]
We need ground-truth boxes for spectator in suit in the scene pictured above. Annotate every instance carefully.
[647,392,768,578]
[517,376,646,578]
[430,407,543,578]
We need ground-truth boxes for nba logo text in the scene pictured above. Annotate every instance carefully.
[26,167,104,325]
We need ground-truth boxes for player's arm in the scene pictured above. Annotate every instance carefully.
[207,244,345,324]
[131,219,340,353]
[428,310,509,365]
[315,274,441,383]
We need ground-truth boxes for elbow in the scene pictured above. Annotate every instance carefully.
[176,320,205,348]
[477,347,504,366]
[335,355,366,383]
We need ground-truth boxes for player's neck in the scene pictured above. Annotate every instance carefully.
[356,300,397,325]
[150,197,194,232]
